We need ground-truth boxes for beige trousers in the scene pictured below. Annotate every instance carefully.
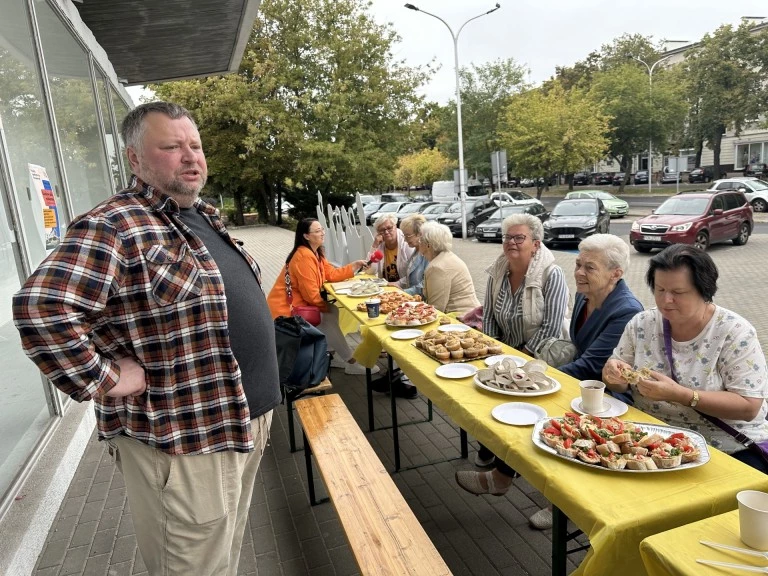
[108,410,272,576]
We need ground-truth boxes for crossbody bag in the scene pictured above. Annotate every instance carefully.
[662,318,768,465]
[284,264,322,326]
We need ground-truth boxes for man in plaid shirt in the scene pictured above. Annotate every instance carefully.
[13,102,281,575]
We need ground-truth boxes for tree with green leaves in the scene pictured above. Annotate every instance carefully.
[498,83,610,198]
[683,23,768,175]
[153,0,429,224]
[588,62,686,191]
[438,58,527,188]
[394,148,452,189]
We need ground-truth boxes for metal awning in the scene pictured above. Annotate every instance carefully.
[73,0,261,85]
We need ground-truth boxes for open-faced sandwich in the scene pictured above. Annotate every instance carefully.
[620,366,652,385]
[537,413,703,471]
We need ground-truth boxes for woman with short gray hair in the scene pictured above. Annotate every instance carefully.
[502,213,544,242]
[397,215,428,296]
[419,222,480,316]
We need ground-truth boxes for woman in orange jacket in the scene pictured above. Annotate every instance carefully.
[267,218,376,375]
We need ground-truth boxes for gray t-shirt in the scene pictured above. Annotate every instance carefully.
[177,207,281,419]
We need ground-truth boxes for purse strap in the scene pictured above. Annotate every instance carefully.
[284,264,293,308]
[662,317,756,449]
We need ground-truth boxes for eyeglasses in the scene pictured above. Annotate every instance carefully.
[502,234,528,244]
[379,225,396,234]
[309,227,325,235]
[404,232,418,240]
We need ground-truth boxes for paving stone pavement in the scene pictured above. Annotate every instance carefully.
[31,224,768,576]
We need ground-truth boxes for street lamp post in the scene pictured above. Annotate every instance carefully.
[634,55,673,195]
[405,2,501,239]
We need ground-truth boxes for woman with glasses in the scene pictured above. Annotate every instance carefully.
[419,222,480,316]
[370,214,414,282]
[455,213,569,496]
[267,218,374,375]
[397,214,428,297]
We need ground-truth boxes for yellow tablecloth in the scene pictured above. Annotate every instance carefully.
[366,323,768,576]
[640,510,762,576]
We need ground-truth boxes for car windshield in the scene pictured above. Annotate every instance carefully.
[655,197,710,215]
[423,204,447,214]
[510,192,532,200]
[749,180,768,191]
[364,203,383,213]
[594,191,615,201]
[553,201,597,216]
[446,202,462,213]
[379,202,401,212]
[488,206,526,220]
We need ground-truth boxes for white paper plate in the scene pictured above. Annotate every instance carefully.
[435,364,479,379]
[532,418,711,473]
[492,402,547,426]
[390,329,424,340]
[570,396,629,418]
[438,324,471,333]
[473,374,561,397]
[484,354,527,368]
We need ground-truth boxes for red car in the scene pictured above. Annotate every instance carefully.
[630,190,752,252]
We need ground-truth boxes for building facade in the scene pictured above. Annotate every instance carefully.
[0,1,261,572]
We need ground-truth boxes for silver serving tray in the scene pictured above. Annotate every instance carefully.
[532,418,711,473]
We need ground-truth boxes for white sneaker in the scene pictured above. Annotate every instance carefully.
[344,362,380,375]
[529,508,553,530]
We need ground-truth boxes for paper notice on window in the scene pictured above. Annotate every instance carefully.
[28,164,60,251]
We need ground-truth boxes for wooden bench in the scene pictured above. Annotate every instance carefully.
[295,393,452,576]
[286,377,333,452]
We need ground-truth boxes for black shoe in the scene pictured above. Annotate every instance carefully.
[370,372,401,394]
[396,383,418,399]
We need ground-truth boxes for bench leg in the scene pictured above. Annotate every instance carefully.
[366,367,375,432]
[288,395,298,453]
[460,428,468,459]
[427,398,433,421]
[303,431,320,506]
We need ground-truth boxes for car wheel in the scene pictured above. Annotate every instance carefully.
[694,231,710,251]
[733,222,750,246]
[633,244,652,253]
[752,198,768,213]
[467,222,476,236]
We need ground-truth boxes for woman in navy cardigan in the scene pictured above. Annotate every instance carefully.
[456,235,643,526]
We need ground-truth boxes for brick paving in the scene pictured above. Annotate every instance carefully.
[31,221,768,576]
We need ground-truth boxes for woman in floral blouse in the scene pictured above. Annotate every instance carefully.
[603,244,768,472]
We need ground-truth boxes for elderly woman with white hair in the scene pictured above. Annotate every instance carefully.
[370,213,414,282]
[419,222,480,316]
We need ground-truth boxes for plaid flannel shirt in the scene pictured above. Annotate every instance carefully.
[13,177,262,455]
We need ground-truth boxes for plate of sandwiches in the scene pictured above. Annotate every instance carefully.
[532,413,710,473]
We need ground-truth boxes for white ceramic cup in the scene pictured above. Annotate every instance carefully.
[738,490,768,550]
[579,380,606,414]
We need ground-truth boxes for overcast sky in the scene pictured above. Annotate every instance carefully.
[369,0,768,104]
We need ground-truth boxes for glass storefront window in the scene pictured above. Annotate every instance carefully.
[94,68,122,192]
[34,0,111,219]
[737,143,766,169]
[110,88,131,185]
[0,0,57,501]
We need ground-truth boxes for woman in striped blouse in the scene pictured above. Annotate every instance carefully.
[456,213,569,496]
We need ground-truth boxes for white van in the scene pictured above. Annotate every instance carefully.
[431,180,458,202]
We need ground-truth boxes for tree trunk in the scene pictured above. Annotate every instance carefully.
[694,138,704,168]
[276,182,283,226]
[617,155,629,194]
[233,188,245,226]
[712,126,724,178]
[568,173,574,192]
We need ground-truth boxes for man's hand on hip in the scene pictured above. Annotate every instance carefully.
[105,357,147,398]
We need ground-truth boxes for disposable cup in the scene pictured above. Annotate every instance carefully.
[579,380,606,414]
[365,299,381,319]
[738,490,768,550]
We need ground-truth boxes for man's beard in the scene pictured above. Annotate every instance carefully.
[142,165,206,201]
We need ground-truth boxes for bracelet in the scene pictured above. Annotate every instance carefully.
[689,389,700,408]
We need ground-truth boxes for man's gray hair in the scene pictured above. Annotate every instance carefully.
[374,213,398,231]
[121,101,197,152]
[578,234,630,272]
[502,213,544,241]
[420,221,453,254]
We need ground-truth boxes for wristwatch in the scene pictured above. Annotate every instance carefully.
[689,390,700,408]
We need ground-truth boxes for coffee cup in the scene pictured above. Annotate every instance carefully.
[579,380,606,414]
[738,490,768,549]
[365,298,381,319]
